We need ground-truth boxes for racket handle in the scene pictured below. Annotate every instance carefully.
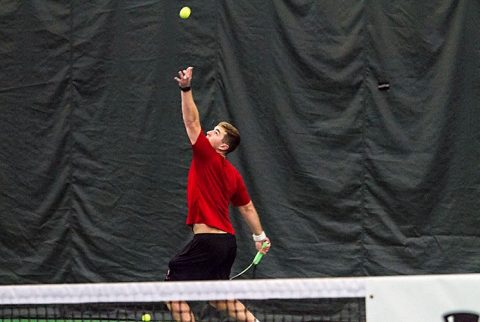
[253,252,264,265]
[253,241,270,265]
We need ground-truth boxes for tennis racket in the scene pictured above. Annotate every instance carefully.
[230,241,270,280]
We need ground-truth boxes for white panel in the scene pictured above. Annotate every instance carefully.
[366,274,480,322]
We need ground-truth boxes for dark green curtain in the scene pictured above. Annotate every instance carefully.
[0,0,479,283]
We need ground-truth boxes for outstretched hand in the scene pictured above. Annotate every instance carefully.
[174,66,193,89]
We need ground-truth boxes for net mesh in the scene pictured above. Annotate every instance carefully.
[0,278,367,322]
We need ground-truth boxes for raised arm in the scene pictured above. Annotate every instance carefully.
[174,67,201,144]
[237,201,271,254]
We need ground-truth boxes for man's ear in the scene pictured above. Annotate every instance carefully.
[219,143,229,152]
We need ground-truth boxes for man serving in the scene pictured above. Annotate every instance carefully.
[165,66,271,322]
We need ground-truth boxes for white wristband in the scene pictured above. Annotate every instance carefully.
[252,231,266,242]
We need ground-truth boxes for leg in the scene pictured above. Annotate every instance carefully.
[209,299,257,322]
[166,301,195,322]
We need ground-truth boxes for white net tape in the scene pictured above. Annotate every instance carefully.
[0,277,367,305]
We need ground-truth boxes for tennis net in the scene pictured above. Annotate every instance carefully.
[0,278,366,322]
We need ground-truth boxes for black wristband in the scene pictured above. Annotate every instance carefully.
[180,86,191,92]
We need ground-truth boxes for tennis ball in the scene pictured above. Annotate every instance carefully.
[142,313,151,322]
[179,6,191,19]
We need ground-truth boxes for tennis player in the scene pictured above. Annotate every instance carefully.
[165,66,271,322]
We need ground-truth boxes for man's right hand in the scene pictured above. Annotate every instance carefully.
[174,66,193,90]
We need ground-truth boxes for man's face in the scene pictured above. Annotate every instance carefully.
[206,125,228,152]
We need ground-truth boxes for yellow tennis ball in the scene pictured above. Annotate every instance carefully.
[179,6,191,19]
[141,313,151,322]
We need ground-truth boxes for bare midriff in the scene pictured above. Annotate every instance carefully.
[193,223,227,234]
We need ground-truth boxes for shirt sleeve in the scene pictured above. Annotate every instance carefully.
[231,172,251,207]
[192,130,217,160]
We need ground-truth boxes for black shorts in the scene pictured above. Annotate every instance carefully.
[165,233,237,281]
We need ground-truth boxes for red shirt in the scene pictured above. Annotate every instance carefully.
[185,131,251,234]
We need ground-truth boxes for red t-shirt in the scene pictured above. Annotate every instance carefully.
[185,131,251,234]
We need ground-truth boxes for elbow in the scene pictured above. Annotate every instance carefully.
[183,118,198,127]
[183,113,200,128]
[239,201,255,213]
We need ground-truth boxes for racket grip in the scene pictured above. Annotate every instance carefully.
[253,241,270,265]
[253,252,264,265]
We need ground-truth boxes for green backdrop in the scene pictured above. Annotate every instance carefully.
[0,0,479,283]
